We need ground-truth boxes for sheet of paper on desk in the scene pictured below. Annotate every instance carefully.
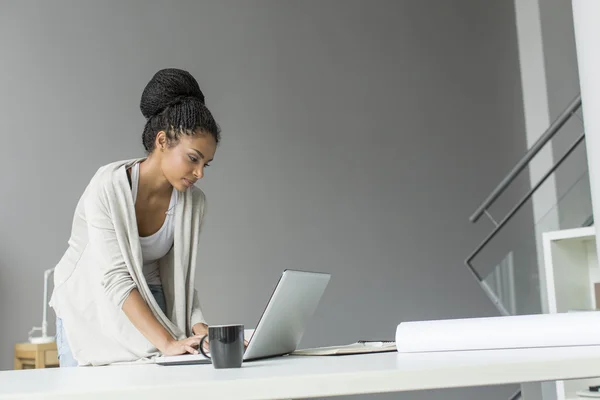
[395,311,600,353]
[293,341,396,356]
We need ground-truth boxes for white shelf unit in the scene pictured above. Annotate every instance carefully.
[541,226,600,400]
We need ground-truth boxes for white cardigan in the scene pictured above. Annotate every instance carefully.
[49,158,207,366]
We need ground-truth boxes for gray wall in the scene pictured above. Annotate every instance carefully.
[0,1,528,399]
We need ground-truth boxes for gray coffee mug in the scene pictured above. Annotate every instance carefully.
[199,324,244,369]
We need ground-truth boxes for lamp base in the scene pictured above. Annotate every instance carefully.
[29,335,55,344]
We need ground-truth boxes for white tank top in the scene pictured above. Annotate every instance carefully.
[130,162,178,285]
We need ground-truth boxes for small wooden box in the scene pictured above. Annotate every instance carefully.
[14,342,59,369]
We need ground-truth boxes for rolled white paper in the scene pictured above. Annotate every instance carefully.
[395,311,600,353]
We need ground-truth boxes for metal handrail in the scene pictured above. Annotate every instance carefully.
[464,131,585,317]
[466,96,583,400]
[509,389,522,400]
[469,94,582,223]
[465,132,585,281]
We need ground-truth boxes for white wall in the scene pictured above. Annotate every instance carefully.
[0,2,528,399]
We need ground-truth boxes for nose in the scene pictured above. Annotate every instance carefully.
[193,166,204,180]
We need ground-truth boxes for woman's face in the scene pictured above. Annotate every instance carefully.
[158,132,217,192]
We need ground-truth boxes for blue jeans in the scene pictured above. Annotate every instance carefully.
[56,316,78,367]
[56,284,168,367]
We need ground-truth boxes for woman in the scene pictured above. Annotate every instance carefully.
[49,68,219,367]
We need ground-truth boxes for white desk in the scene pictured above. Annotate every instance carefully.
[2,346,600,400]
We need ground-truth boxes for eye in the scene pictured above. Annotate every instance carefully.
[188,155,198,163]
[204,163,211,168]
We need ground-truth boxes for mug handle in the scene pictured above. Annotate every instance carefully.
[199,335,211,359]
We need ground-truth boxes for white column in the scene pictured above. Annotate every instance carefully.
[514,0,558,233]
[513,0,559,317]
[513,0,555,392]
[572,0,600,261]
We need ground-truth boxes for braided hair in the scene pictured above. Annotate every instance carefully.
[140,68,221,153]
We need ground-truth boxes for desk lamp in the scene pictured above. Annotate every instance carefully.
[28,268,55,344]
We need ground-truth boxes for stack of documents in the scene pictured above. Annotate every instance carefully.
[293,341,396,356]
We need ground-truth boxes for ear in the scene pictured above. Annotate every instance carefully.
[155,131,168,151]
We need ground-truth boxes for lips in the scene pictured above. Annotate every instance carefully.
[183,178,196,187]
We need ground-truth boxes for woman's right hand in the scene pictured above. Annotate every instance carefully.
[160,336,203,356]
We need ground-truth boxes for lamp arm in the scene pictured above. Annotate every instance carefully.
[41,268,55,338]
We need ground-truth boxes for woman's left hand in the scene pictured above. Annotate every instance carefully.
[192,323,210,352]
[192,323,208,337]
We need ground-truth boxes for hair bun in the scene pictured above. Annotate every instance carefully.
[140,68,205,120]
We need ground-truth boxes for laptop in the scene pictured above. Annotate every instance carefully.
[155,269,331,365]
